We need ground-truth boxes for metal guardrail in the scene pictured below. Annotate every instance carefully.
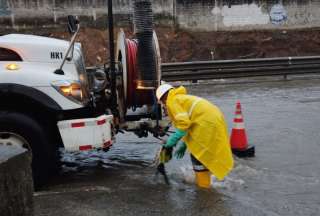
[161,56,320,81]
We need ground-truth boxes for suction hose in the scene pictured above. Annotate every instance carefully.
[133,0,158,89]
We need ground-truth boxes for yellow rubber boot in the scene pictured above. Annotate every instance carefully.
[195,171,211,188]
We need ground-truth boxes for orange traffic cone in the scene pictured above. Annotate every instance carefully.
[230,101,255,157]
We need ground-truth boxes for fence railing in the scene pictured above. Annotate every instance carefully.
[161,56,320,81]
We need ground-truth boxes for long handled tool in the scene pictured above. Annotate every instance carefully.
[155,146,173,185]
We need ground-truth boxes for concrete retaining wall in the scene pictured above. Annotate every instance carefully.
[0,145,33,216]
[175,0,320,31]
[0,0,320,31]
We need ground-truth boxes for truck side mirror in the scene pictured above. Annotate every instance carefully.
[56,15,81,73]
[67,15,79,34]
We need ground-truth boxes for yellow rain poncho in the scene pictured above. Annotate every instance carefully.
[166,86,234,180]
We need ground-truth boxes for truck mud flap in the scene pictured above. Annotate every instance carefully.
[57,115,113,152]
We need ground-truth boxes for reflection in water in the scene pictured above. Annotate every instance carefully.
[60,144,157,171]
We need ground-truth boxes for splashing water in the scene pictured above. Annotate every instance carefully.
[177,159,262,191]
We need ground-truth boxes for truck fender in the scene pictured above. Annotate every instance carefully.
[0,83,62,111]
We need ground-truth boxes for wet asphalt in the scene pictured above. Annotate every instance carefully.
[34,76,320,216]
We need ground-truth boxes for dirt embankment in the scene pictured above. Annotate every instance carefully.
[46,27,320,66]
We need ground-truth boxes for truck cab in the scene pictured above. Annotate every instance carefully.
[0,32,114,187]
[0,8,168,188]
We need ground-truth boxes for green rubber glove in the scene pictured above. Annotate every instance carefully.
[163,128,186,149]
[174,142,187,159]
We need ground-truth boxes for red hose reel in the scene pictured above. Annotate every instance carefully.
[116,29,161,111]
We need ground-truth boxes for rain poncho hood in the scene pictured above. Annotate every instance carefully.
[166,86,234,180]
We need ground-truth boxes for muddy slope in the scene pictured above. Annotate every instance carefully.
[39,27,320,66]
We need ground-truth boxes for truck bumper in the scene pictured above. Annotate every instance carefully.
[57,114,113,152]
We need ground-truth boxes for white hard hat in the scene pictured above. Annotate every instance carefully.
[156,83,173,101]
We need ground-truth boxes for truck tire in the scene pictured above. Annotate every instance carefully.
[0,111,59,189]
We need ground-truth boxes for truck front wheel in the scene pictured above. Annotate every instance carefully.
[0,111,59,189]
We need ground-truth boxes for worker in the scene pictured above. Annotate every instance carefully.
[156,83,234,188]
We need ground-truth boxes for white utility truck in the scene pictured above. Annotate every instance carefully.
[0,2,168,187]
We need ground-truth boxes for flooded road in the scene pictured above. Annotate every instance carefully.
[34,76,320,216]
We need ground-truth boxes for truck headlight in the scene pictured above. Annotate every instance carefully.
[51,80,84,104]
